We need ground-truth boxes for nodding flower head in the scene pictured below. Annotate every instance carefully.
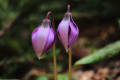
[32,13,55,59]
[57,5,79,52]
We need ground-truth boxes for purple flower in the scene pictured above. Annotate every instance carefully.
[57,12,79,51]
[32,19,55,58]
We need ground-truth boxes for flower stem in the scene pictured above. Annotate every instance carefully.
[47,11,57,80]
[68,48,72,80]
[51,13,57,80]
[53,43,57,80]
[46,11,52,19]
[67,4,70,12]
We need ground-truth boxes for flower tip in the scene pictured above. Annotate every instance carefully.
[67,4,70,12]
[65,48,69,53]
[37,56,44,60]
[37,56,41,60]
[67,4,70,8]
[46,11,52,19]
[36,52,44,60]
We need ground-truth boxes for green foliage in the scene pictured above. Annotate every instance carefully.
[74,41,120,66]
[57,74,68,80]
[36,74,69,80]
[36,75,48,80]
[118,19,120,28]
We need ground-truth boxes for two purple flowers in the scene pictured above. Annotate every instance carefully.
[32,7,79,58]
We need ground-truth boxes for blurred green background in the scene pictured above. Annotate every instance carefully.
[0,0,120,80]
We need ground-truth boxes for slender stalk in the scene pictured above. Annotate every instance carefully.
[51,13,57,80]
[67,4,70,12]
[46,11,57,80]
[53,43,57,80]
[68,48,72,80]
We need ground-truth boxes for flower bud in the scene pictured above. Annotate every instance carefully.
[57,12,79,52]
[32,19,55,59]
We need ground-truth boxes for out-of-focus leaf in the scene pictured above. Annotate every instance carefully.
[36,74,69,80]
[58,74,68,80]
[36,75,48,80]
[118,19,120,28]
[0,0,8,11]
[74,41,120,66]
[8,40,22,52]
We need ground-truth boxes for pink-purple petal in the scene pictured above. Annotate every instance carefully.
[57,18,70,49]
[32,25,51,57]
[43,28,55,53]
[57,13,79,50]
[68,21,79,47]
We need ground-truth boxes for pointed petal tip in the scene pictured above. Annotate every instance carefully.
[65,48,69,53]
[36,51,44,60]
[37,56,41,60]
[37,56,44,60]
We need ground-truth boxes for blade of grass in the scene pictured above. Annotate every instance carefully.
[74,41,120,66]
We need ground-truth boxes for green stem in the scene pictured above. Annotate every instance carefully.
[53,43,57,80]
[47,11,57,80]
[68,48,72,80]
